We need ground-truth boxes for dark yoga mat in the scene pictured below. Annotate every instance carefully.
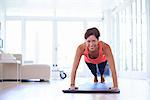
[62,82,120,93]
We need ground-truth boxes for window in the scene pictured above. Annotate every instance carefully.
[113,0,147,74]
[57,21,85,76]
[25,21,52,65]
[6,20,22,53]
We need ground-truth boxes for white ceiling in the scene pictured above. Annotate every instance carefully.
[2,0,125,11]
[1,0,126,17]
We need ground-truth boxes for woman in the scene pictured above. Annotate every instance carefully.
[70,27,118,90]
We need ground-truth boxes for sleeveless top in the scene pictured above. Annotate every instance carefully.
[84,41,107,64]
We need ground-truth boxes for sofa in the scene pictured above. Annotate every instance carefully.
[21,64,50,81]
[0,54,50,81]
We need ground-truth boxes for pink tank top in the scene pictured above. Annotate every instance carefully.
[84,41,107,64]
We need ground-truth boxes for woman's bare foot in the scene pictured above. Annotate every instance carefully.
[101,75,105,83]
[94,77,98,83]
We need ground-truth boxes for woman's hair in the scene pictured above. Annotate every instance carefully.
[84,27,100,39]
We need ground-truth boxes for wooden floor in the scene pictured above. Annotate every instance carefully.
[0,77,150,100]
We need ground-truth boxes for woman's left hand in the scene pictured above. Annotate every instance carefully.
[109,87,120,92]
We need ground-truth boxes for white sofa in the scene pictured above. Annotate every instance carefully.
[0,54,22,80]
[21,64,50,81]
[0,54,50,81]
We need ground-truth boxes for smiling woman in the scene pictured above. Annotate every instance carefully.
[70,27,118,90]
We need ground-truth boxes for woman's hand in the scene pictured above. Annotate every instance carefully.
[109,87,120,92]
[69,86,78,90]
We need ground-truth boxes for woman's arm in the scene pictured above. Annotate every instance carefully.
[70,44,84,87]
[102,42,118,88]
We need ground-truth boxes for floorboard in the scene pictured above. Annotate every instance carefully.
[0,77,150,100]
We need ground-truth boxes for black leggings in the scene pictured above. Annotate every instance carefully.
[86,61,107,77]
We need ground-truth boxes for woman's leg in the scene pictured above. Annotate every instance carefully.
[98,61,107,83]
[85,62,98,82]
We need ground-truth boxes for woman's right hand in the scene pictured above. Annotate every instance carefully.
[69,86,78,90]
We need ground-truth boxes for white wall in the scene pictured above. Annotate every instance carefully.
[0,1,5,47]
[0,2,2,37]
[146,0,150,79]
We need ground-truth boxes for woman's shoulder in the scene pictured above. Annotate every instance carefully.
[77,43,86,53]
[101,41,110,50]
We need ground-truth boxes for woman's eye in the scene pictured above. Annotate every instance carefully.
[87,40,90,43]
[92,40,96,42]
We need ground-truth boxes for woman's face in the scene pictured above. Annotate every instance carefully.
[85,35,99,52]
